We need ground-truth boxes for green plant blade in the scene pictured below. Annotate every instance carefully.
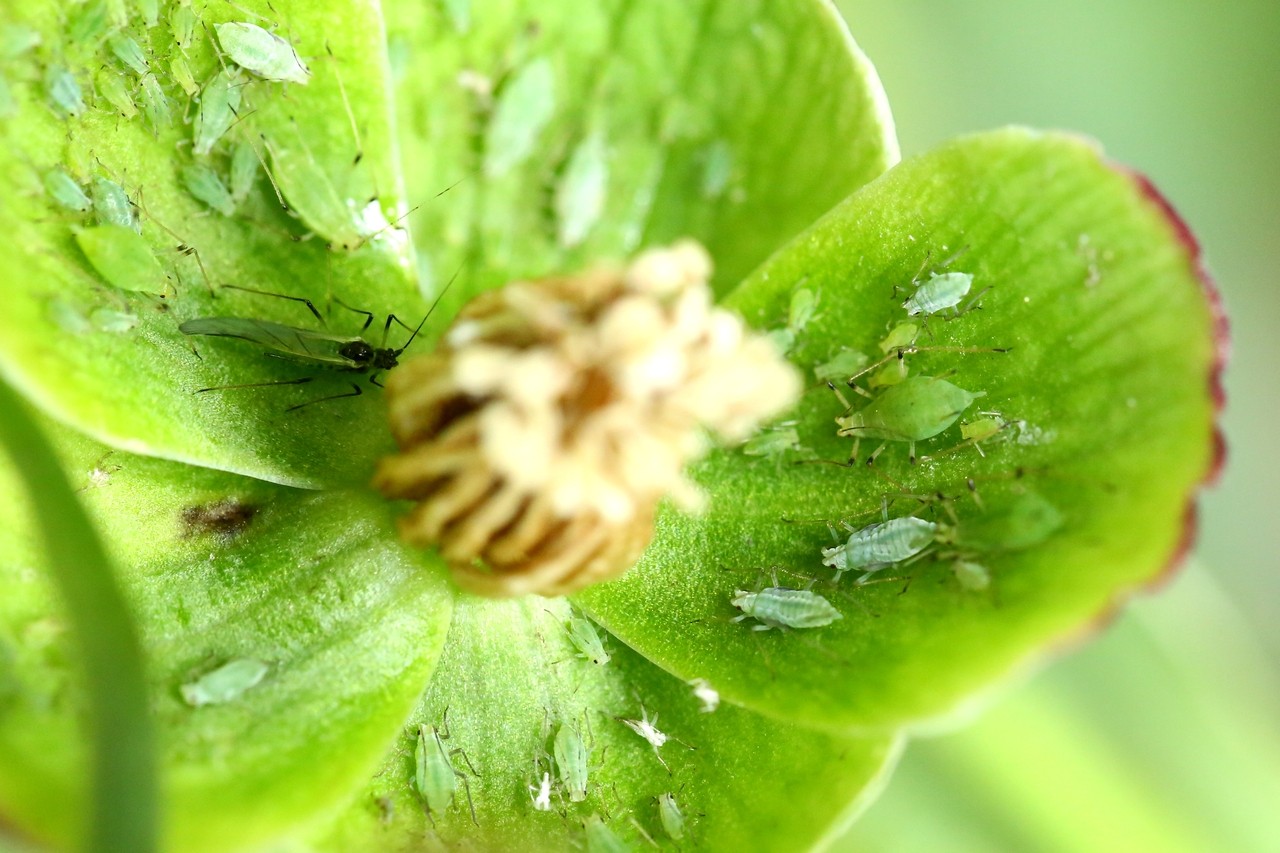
[385,0,898,304]
[306,597,898,851]
[0,381,156,853]
[0,424,453,852]
[0,1,418,489]
[580,128,1224,732]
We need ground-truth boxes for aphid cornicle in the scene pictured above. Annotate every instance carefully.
[731,586,843,631]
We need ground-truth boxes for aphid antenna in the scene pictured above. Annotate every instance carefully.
[323,40,365,166]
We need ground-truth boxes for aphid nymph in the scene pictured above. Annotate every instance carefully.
[731,586,842,630]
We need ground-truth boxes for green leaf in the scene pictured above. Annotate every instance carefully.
[385,0,898,300]
[0,1,418,489]
[0,380,156,853]
[306,598,897,851]
[0,423,453,852]
[581,129,1223,731]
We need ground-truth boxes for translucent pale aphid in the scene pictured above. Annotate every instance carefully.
[180,658,268,706]
[837,376,983,442]
[732,587,842,630]
[821,516,938,581]
[90,177,139,231]
[584,815,628,853]
[555,130,607,248]
[90,307,139,333]
[903,271,973,316]
[742,425,800,458]
[139,73,171,128]
[553,723,590,803]
[814,348,869,383]
[565,611,610,665]
[193,70,243,155]
[789,287,818,331]
[182,163,236,216]
[45,66,85,118]
[169,4,198,52]
[954,490,1064,552]
[484,58,555,177]
[960,416,1005,444]
[136,0,159,28]
[108,34,149,76]
[657,792,685,841]
[44,168,92,212]
[229,141,259,203]
[214,22,311,85]
[952,559,991,591]
[75,225,168,293]
[96,70,138,119]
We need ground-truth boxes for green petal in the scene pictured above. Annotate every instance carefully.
[582,129,1224,731]
[0,1,418,488]
[385,0,898,300]
[306,598,897,851]
[0,423,453,852]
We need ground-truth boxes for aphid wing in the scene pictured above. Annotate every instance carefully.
[179,317,358,367]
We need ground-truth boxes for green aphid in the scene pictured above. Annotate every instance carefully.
[903,271,974,317]
[214,21,310,85]
[657,792,685,841]
[564,608,610,665]
[182,163,236,216]
[788,287,818,332]
[44,168,93,212]
[555,129,607,248]
[139,73,171,128]
[413,718,477,827]
[108,33,149,76]
[179,658,268,707]
[95,69,138,119]
[75,224,168,293]
[742,424,800,458]
[193,70,243,155]
[836,375,983,461]
[553,722,591,803]
[732,586,842,631]
[1,25,41,59]
[952,490,1064,552]
[584,815,630,853]
[45,66,85,118]
[169,3,198,52]
[135,0,159,28]
[90,177,139,231]
[68,0,111,45]
[90,306,139,333]
[170,55,198,97]
[49,298,91,334]
[879,321,919,353]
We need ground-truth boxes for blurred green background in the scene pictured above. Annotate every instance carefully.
[831,1,1280,849]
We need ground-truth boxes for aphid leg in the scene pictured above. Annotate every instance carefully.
[220,283,325,324]
[286,382,363,412]
[951,284,993,318]
[324,41,365,166]
[135,189,216,296]
[864,442,886,467]
[450,748,480,826]
[330,295,376,332]
[195,376,313,394]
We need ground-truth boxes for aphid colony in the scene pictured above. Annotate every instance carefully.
[729,254,1063,629]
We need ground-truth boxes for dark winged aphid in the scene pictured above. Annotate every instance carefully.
[180,498,258,540]
[179,278,454,410]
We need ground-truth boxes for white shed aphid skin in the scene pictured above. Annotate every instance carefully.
[413,710,479,827]
[95,70,139,119]
[43,168,93,212]
[182,163,236,216]
[45,66,85,118]
[732,585,843,630]
[214,21,311,85]
[687,678,719,713]
[553,720,592,803]
[179,658,269,706]
[528,769,553,812]
[107,33,150,76]
[562,607,610,665]
[656,791,685,841]
[193,70,244,156]
[90,176,140,232]
[834,375,985,465]
[139,73,171,129]
[821,515,939,583]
